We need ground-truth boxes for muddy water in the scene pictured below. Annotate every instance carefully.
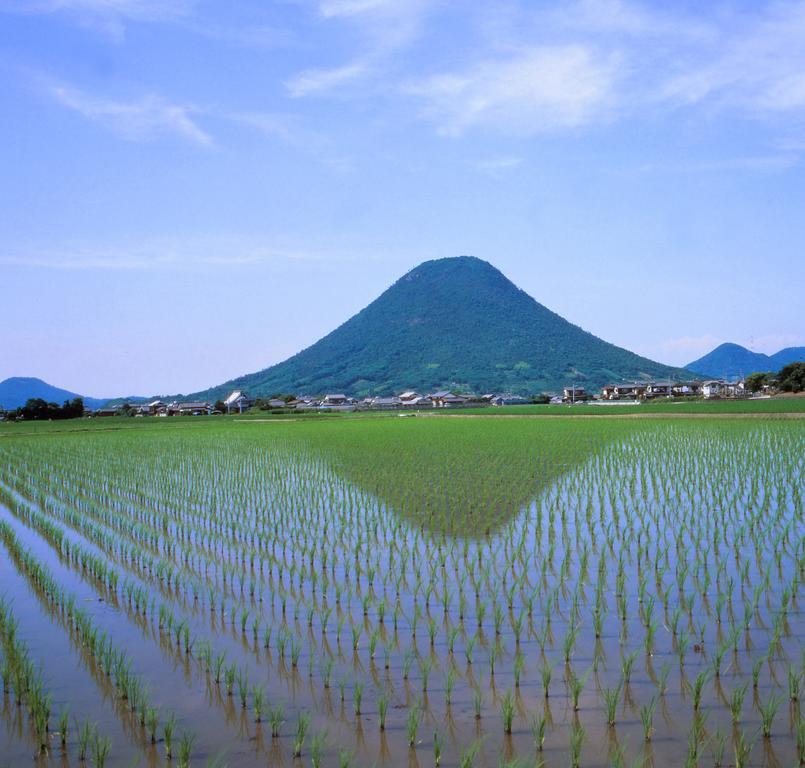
[0,423,802,767]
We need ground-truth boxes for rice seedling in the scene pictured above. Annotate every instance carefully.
[603,683,622,726]
[91,732,112,768]
[459,739,482,768]
[758,692,782,737]
[406,700,421,746]
[293,712,310,757]
[569,721,585,768]
[733,728,755,768]
[531,711,546,751]
[310,730,327,768]
[640,696,657,741]
[164,713,176,760]
[433,730,442,766]
[730,682,748,723]
[501,689,514,733]
[269,704,285,738]
[177,731,195,768]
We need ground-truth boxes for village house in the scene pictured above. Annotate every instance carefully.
[371,396,402,409]
[672,381,702,397]
[702,380,724,398]
[168,401,212,416]
[562,386,586,403]
[224,391,254,413]
[319,394,356,411]
[429,391,469,407]
[645,382,673,398]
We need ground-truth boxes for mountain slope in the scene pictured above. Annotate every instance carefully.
[0,377,108,410]
[192,256,692,399]
[687,343,805,379]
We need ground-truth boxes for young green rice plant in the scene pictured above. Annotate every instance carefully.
[164,713,176,760]
[445,667,456,705]
[752,655,764,689]
[377,691,388,730]
[420,659,432,692]
[237,669,249,709]
[433,730,442,766]
[730,682,748,723]
[501,689,514,733]
[252,686,265,723]
[531,711,546,751]
[691,670,710,711]
[293,712,310,757]
[603,683,622,726]
[406,700,421,746]
[788,665,801,702]
[621,650,638,685]
[146,707,159,743]
[353,682,363,716]
[733,728,755,768]
[269,704,284,738]
[569,721,585,768]
[91,732,112,768]
[77,721,93,761]
[758,692,782,738]
[541,662,552,699]
[474,686,483,720]
[656,662,671,696]
[568,667,589,711]
[310,730,327,768]
[459,739,482,768]
[58,707,69,748]
[177,732,195,768]
[710,729,726,768]
[640,696,657,741]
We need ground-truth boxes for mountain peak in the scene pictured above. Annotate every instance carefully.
[687,343,805,379]
[189,257,691,399]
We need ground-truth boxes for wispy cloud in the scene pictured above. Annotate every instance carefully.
[0,237,354,271]
[658,2,805,114]
[0,0,194,40]
[285,62,369,98]
[50,83,212,145]
[474,155,524,172]
[407,45,620,136]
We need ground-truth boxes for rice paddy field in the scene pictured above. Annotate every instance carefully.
[0,414,802,767]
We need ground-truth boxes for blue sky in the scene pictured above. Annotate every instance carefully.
[1,0,804,397]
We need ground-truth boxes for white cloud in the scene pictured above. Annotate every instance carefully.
[475,156,524,172]
[318,0,394,18]
[51,84,212,145]
[0,0,194,40]
[660,2,805,113]
[0,238,346,271]
[408,45,619,136]
[286,63,368,97]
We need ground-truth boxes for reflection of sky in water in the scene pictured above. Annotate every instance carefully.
[0,422,802,767]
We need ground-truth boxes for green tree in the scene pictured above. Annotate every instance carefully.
[744,372,769,393]
[778,362,805,393]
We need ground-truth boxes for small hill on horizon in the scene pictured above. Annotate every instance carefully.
[687,343,805,379]
[0,377,109,411]
[190,256,693,400]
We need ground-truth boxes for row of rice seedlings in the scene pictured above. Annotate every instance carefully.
[0,521,194,764]
[0,595,114,762]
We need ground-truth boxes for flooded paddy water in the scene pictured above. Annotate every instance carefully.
[0,416,802,767]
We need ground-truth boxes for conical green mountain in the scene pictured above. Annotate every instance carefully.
[195,256,691,398]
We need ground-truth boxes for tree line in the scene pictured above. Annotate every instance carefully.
[745,362,805,393]
[3,398,85,421]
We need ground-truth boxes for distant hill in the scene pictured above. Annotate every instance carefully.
[190,256,693,399]
[0,377,108,411]
[687,343,805,379]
